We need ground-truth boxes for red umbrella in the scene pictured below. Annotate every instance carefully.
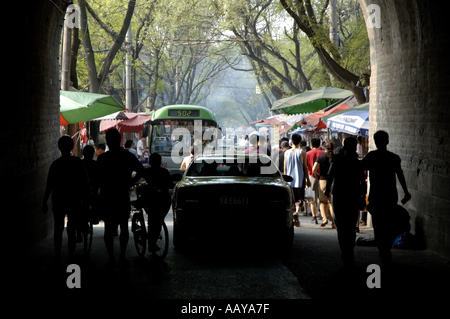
[118,113,152,133]
[303,96,357,129]
[100,113,151,133]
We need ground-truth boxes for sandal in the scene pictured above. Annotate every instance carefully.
[293,214,300,227]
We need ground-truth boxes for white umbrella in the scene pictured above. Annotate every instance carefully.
[326,108,369,137]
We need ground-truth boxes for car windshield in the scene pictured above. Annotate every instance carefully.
[186,157,281,178]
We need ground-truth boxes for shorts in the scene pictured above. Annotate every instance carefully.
[292,187,305,207]
[309,175,320,203]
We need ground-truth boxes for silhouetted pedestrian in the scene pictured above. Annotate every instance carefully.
[82,144,100,223]
[361,130,411,264]
[97,129,146,267]
[325,137,366,267]
[125,139,138,159]
[42,135,91,262]
[94,143,105,160]
[141,153,173,255]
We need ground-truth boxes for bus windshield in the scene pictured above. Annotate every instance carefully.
[150,118,218,156]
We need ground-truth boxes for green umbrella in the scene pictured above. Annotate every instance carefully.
[270,86,353,115]
[60,91,125,126]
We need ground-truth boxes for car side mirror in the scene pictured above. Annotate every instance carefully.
[283,175,293,182]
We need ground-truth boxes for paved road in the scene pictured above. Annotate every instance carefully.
[12,209,309,303]
[11,210,450,305]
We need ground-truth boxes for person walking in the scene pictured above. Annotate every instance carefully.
[325,137,366,267]
[137,135,146,159]
[125,139,138,159]
[42,135,91,262]
[306,138,324,224]
[181,145,197,171]
[97,129,146,268]
[278,140,291,171]
[284,133,311,227]
[361,130,411,265]
[313,141,336,229]
[142,153,173,255]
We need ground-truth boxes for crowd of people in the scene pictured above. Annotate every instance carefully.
[273,130,411,267]
[42,129,171,267]
[42,127,411,268]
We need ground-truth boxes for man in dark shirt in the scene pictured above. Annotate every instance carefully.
[361,130,411,264]
[42,135,91,262]
[141,153,173,254]
[326,137,366,267]
[97,129,145,267]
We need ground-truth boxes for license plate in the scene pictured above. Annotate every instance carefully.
[219,196,249,205]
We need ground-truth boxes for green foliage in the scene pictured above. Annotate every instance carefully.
[72,0,370,126]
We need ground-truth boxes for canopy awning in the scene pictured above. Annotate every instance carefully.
[100,113,152,133]
[60,91,125,126]
[325,103,369,137]
[270,86,353,115]
[303,96,358,129]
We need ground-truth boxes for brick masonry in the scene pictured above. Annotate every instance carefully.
[361,0,450,258]
[2,1,62,252]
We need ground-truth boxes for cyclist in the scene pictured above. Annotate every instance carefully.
[140,153,173,254]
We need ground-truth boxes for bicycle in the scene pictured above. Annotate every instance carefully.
[130,183,169,259]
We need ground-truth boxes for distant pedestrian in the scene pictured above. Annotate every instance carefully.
[181,145,197,171]
[284,133,311,227]
[94,143,105,160]
[137,135,146,159]
[97,129,146,268]
[42,135,91,262]
[244,131,263,154]
[306,138,324,223]
[313,141,336,229]
[325,137,366,267]
[78,145,100,241]
[361,130,411,264]
[278,140,291,171]
[125,139,138,159]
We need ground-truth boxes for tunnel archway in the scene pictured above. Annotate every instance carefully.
[5,0,449,258]
[360,0,450,257]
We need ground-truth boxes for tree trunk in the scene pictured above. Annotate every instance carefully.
[280,0,367,104]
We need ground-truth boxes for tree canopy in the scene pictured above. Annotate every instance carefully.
[69,0,370,126]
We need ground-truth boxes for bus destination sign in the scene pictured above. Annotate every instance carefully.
[168,109,201,117]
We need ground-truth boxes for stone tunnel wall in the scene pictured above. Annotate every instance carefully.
[3,1,63,252]
[360,0,450,258]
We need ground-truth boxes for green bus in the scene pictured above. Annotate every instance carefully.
[147,104,219,173]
